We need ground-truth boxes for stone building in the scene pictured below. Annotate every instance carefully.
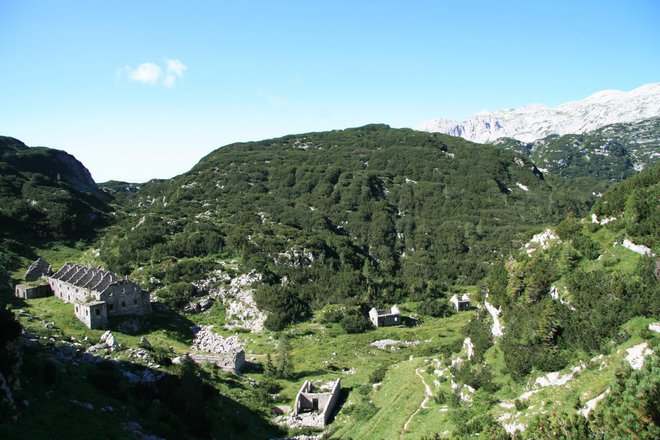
[24,257,52,282]
[189,349,246,374]
[292,379,341,427]
[46,263,151,329]
[369,305,401,327]
[14,283,52,300]
[450,294,471,311]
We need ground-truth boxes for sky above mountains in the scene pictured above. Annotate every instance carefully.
[1,0,659,182]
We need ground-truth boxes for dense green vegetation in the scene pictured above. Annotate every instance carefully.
[1,128,658,438]
[487,166,659,380]
[96,125,596,328]
[494,117,660,190]
[0,136,111,274]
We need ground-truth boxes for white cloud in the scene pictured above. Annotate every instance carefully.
[162,59,187,87]
[257,89,289,106]
[166,59,186,77]
[121,59,186,87]
[163,75,176,88]
[128,62,162,84]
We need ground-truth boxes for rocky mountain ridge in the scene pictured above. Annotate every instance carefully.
[493,117,660,181]
[419,83,660,144]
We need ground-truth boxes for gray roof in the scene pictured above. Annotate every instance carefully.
[50,263,137,294]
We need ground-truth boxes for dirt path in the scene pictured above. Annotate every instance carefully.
[401,368,434,435]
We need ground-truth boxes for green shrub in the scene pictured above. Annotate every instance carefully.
[369,365,388,384]
[418,298,453,318]
[157,282,196,309]
[340,312,373,334]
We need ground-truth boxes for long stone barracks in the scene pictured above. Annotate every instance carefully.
[45,263,151,329]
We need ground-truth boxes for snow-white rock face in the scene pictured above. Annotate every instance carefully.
[578,388,610,418]
[503,423,527,435]
[549,285,575,311]
[419,83,660,144]
[484,300,504,337]
[463,337,474,360]
[591,213,616,225]
[197,268,266,332]
[222,270,266,332]
[620,239,655,256]
[649,323,660,334]
[516,182,529,192]
[369,339,420,350]
[535,371,575,388]
[523,228,559,256]
[625,342,655,370]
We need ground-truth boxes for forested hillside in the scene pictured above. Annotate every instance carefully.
[0,130,658,439]
[464,164,660,436]
[0,136,112,273]
[97,125,593,328]
[493,117,660,190]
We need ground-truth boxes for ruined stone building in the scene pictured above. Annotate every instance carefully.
[24,257,52,281]
[45,263,151,329]
[14,283,52,300]
[189,349,246,374]
[450,294,471,311]
[15,257,54,299]
[369,305,401,327]
[292,379,341,427]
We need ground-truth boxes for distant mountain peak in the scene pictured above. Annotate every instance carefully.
[419,83,660,143]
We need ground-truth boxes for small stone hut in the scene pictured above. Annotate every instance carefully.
[369,305,401,327]
[292,379,341,427]
[190,349,246,374]
[450,294,471,311]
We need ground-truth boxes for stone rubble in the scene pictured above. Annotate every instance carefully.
[619,239,654,256]
[535,371,575,388]
[70,400,94,411]
[194,267,266,332]
[503,422,527,435]
[549,285,575,310]
[139,337,152,349]
[578,388,610,417]
[523,228,559,256]
[191,325,243,353]
[86,330,118,354]
[625,342,654,370]
[484,300,504,337]
[369,339,421,350]
[463,337,474,360]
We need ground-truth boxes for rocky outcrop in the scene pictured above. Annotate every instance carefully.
[191,325,243,354]
[194,268,266,332]
[86,330,118,353]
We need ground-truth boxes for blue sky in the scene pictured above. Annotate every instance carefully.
[1,0,658,182]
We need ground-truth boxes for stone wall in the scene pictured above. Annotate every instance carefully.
[101,282,151,316]
[190,349,245,373]
[74,302,108,329]
[25,257,52,282]
[369,306,401,327]
[14,283,52,299]
[48,278,92,304]
[293,379,341,427]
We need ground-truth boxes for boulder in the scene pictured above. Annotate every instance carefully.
[100,330,116,348]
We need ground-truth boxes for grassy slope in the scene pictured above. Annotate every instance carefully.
[3,228,657,438]
[488,317,659,430]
